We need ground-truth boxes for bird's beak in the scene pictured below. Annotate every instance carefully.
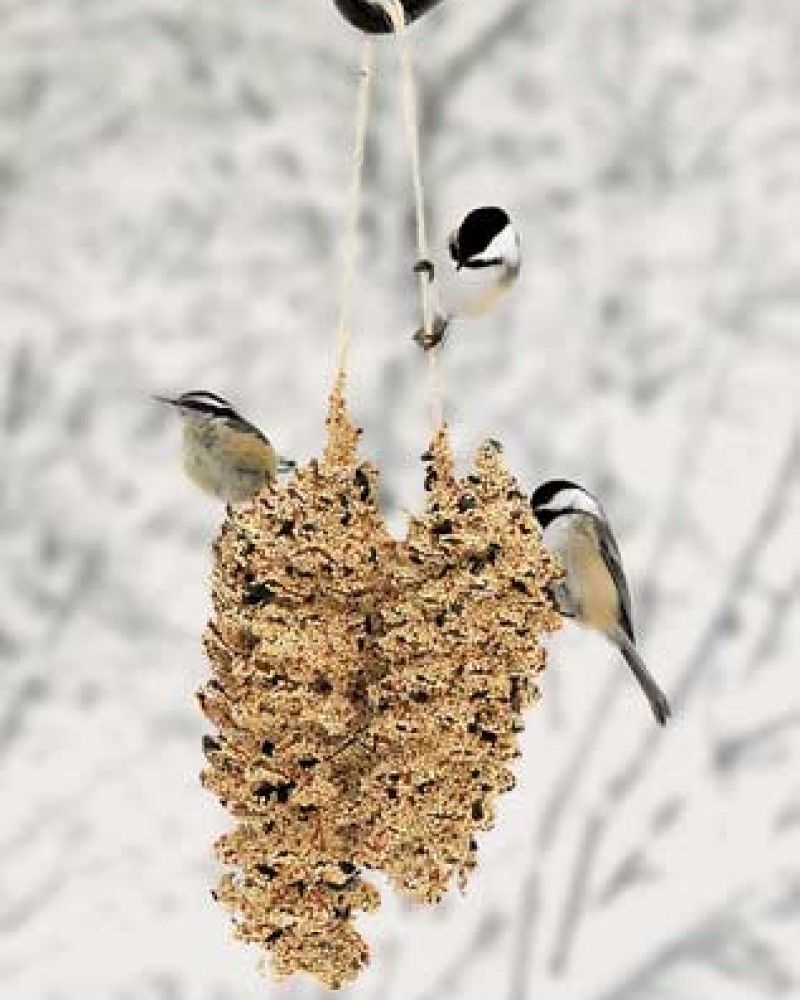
[447,232,461,268]
[153,394,179,406]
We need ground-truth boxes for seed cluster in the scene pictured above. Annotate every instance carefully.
[200,374,562,988]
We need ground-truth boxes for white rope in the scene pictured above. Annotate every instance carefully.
[379,0,444,430]
[336,39,375,376]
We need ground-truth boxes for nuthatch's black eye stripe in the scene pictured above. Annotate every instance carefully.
[178,390,231,406]
[177,391,239,419]
[182,401,238,419]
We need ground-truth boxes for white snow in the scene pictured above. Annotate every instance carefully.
[1,2,798,999]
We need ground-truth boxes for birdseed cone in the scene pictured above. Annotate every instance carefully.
[200,374,562,988]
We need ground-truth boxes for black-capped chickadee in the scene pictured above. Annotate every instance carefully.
[413,206,522,350]
[156,390,295,503]
[531,479,671,726]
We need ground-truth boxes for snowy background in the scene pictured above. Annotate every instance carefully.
[1,1,799,999]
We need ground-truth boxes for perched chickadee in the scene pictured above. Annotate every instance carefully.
[156,390,295,503]
[531,479,671,726]
[414,206,522,350]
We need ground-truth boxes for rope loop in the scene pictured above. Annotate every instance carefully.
[333,0,444,430]
[377,0,443,428]
[335,39,374,376]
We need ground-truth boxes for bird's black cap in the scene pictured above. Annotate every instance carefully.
[449,206,511,267]
[530,479,582,511]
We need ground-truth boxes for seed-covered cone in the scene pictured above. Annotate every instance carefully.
[200,374,563,988]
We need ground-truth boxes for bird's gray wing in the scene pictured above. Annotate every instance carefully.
[595,517,635,643]
[224,415,273,447]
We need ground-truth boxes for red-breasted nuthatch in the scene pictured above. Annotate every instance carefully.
[414,205,522,349]
[531,479,671,725]
[156,390,295,503]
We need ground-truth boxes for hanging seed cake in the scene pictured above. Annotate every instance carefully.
[199,374,562,988]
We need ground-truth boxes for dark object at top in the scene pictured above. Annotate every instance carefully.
[449,207,512,268]
[333,0,444,33]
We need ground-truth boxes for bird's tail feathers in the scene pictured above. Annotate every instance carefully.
[614,631,671,726]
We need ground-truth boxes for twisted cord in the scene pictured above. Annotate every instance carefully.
[336,39,375,376]
[379,0,444,430]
